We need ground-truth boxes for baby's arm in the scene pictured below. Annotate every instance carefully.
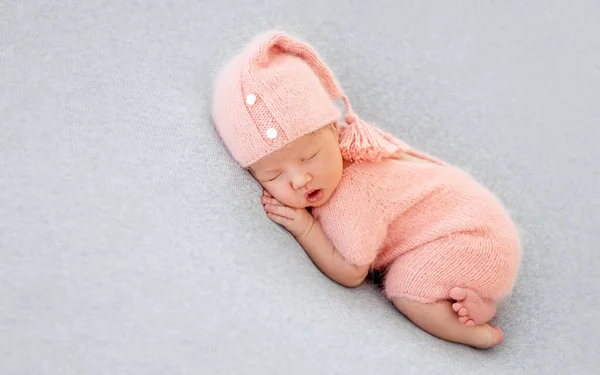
[296,218,370,288]
[262,191,369,288]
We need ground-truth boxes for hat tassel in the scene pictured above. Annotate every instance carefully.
[338,96,401,162]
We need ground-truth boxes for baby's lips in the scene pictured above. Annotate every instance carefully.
[303,189,316,199]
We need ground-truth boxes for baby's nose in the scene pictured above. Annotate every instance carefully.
[292,172,312,190]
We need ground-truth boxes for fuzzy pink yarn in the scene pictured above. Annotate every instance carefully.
[213,31,522,304]
[312,138,521,303]
[212,31,398,167]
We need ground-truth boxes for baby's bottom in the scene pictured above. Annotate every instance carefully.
[382,234,519,348]
[392,297,503,349]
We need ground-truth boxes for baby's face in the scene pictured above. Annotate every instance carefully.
[249,125,344,209]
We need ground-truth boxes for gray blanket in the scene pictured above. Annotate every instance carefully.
[2,1,599,373]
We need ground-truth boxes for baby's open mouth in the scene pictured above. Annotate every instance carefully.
[306,189,324,203]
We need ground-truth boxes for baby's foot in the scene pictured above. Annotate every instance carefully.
[449,287,497,326]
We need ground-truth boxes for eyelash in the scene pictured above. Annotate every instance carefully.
[264,151,319,182]
[267,174,281,182]
[305,151,319,161]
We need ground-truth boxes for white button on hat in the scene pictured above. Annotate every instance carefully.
[266,128,278,139]
[246,93,257,105]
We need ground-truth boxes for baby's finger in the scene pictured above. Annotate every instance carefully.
[266,212,293,227]
[264,204,296,220]
[261,196,284,206]
[263,190,272,197]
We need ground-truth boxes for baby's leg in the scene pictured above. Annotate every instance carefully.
[392,297,503,349]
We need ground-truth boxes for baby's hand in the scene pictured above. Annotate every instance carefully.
[261,190,314,238]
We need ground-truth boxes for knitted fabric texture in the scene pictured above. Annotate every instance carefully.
[212,31,401,167]
[311,137,521,303]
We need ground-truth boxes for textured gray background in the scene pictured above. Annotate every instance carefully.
[1,0,599,374]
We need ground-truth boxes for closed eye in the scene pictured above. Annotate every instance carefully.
[305,150,320,161]
[266,173,281,182]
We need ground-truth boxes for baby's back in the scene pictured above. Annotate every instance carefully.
[375,158,517,268]
[314,156,520,270]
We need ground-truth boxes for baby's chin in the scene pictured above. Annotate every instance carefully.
[287,202,313,209]
[306,200,327,208]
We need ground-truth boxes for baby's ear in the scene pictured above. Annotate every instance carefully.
[332,122,339,134]
[331,122,342,140]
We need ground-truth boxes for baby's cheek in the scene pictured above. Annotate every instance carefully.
[266,184,288,201]
[317,169,337,186]
[279,192,297,206]
[274,189,300,208]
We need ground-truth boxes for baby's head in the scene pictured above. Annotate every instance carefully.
[212,31,398,205]
[248,123,344,208]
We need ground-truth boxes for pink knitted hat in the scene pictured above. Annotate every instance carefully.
[212,30,400,168]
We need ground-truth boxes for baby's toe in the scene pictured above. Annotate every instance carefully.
[452,302,463,312]
[459,316,469,324]
[449,287,468,301]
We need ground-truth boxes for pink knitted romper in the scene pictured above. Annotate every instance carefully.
[312,134,521,303]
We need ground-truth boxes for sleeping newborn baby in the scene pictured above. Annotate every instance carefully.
[212,31,521,349]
